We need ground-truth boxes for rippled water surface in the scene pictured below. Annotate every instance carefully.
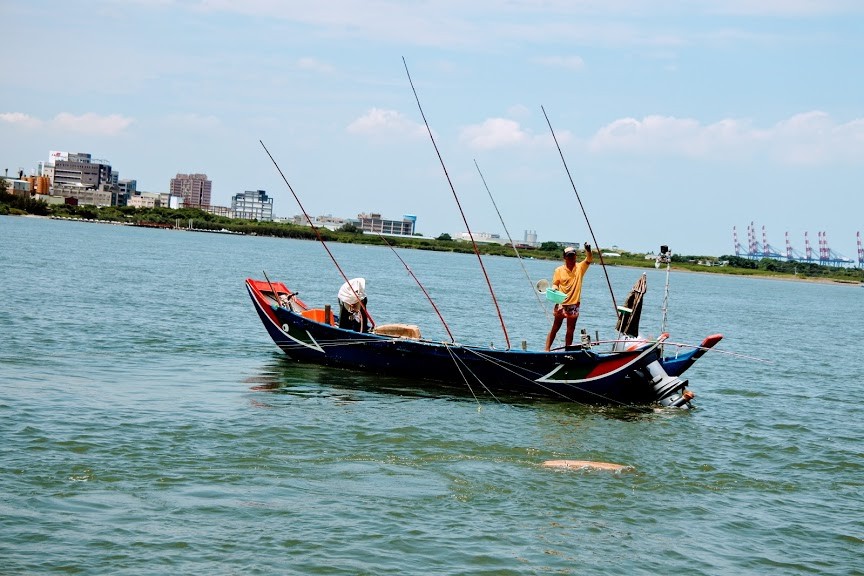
[1,216,862,575]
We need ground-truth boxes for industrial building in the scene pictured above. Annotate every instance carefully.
[231,189,273,221]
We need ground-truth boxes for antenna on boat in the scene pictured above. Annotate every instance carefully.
[259,140,374,329]
[474,159,549,322]
[657,245,672,335]
[376,233,455,342]
[541,106,618,315]
[403,57,511,349]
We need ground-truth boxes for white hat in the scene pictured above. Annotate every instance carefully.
[338,278,366,304]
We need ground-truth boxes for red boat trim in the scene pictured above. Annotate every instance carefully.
[535,338,664,385]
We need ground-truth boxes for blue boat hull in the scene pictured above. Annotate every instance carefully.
[246,278,700,407]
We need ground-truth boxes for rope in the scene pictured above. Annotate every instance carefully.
[463,347,641,408]
[443,343,501,404]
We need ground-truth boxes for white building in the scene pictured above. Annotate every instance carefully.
[283,214,347,230]
[455,231,506,245]
[127,192,162,208]
[356,212,416,236]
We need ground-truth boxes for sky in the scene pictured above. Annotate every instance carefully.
[2,0,862,258]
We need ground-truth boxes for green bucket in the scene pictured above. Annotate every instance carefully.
[546,288,566,304]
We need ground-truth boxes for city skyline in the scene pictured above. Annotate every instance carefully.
[5,145,862,258]
[2,1,863,257]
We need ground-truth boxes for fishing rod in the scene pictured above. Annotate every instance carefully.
[474,159,549,322]
[541,106,619,316]
[376,233,455,342]
[263,269,289,308]
[259,140,374,329]
[402,57,511,349]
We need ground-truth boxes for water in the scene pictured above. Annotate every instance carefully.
[1,215,862,575]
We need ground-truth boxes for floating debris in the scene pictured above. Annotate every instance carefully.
[542,460,632,472]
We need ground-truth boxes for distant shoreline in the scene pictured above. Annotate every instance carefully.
[11,214,862,287]
[656,264,860,287]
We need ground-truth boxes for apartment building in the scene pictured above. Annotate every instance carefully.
[170,173,212,208]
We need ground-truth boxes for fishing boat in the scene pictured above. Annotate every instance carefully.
[249,70,722,408]
[245,276,722,408]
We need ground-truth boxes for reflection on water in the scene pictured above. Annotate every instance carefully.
[245,356,678,423]
[248,357,481,402]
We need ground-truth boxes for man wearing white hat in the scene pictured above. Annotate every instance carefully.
[337,277,369,332]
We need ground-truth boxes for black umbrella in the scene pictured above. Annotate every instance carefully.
[615,273,647,337]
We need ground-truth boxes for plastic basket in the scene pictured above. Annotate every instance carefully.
[546,288,566,304]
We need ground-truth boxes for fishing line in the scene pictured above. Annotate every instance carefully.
[443,344,482,406]
[402,56,511,350]
[462,347,633,407]
[444,344,502,404]
[474,159,549,322]
[259,140,374,328]
[541,106,619,315]
[376,233,455,342]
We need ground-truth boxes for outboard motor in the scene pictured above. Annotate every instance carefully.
[665,389,695,409]
[645,358,694,409]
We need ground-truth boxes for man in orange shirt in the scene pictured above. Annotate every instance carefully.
[545,243,592,351]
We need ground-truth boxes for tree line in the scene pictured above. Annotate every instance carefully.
[1,178,861,283]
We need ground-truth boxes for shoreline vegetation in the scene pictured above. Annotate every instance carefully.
[2,190,862,285]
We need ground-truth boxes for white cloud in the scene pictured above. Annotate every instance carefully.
[770,111,864,165]
[459,118,531,150]
[53,113,134,135]
[347,107,863,164]
[591,115,707,155]
[0,112,44,129]
[458,117,575,150]
[835,118,864,144]
[1,112,134,135]
[346,108,426,138]
[588,111,864,165]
